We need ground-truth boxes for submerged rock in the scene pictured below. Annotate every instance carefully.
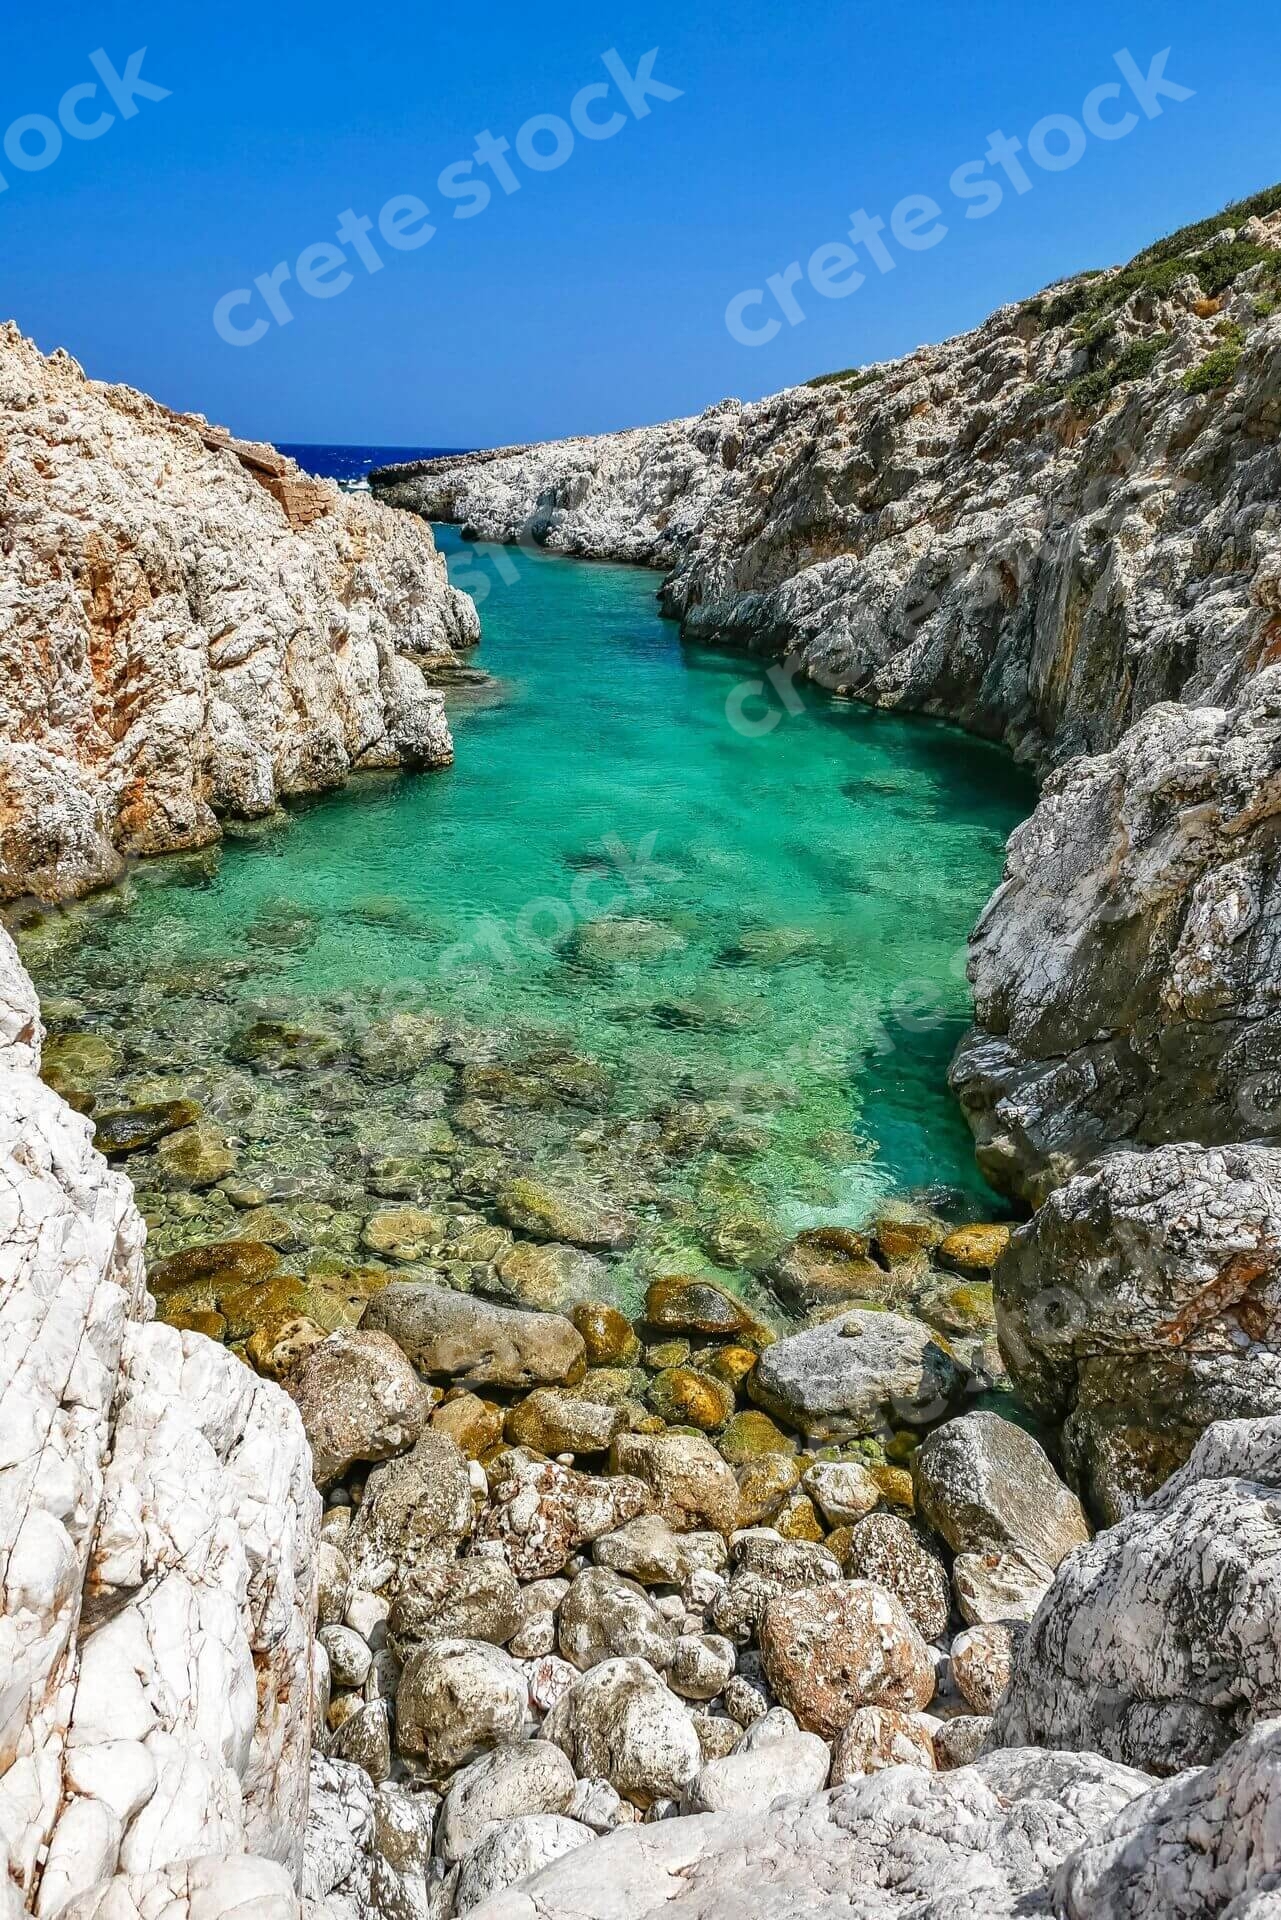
[751,1309,963,1442]
[496,1177,636,1251]
[362,1282,586,1388]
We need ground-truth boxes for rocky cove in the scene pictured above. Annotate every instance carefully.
[3,186,1281,1920]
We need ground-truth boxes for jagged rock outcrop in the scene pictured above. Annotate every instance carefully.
[372,407,744,570]
[0,323,479,902]
[377,206,1281,1197]
[0,926,319,1917]
[993,1414,1281,1774]
[952,674,1281,1202]
[994,1144,1281,1518]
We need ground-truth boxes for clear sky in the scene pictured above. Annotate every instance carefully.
[5,1,1277,446]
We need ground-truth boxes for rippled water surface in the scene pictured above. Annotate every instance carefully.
[20,524,1034,1303]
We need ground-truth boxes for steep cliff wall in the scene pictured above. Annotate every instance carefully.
[0,325,479,904]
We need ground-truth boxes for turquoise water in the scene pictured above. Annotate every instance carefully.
[19,526,1033,1296]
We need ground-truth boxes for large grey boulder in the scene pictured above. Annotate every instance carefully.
[749,1309,963,1442]
[953,673,1281,1205]
[462,1749,1155,1918]
[362,1282,587,1389]
[993,1415,1281,1775]
[913,1410,1089,1571]
[1055,1718,1281,1918]
[992,1144,1281,1520]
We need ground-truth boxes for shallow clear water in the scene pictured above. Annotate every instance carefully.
[19,524,1033,1302]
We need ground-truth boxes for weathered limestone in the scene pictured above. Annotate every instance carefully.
[0,326,477,902]
[994,1415,1281,1774]
[0,929,318,1917]
[994,1145,1281,1519]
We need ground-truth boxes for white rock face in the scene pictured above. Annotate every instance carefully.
[994,1414,1281,1774]
[0,927,318,1917]
[0,324,477,902]
[461,1750,1155,1918]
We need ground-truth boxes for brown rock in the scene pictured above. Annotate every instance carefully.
[936,1223,1011,1276]
[830,1705,936,1780]
[505,1388,625,1456]
[734,1454,803,1526]
[610,1431,741,1534]
[646,1367,735,1433]
[950,1622,1021,1714]
[571,1301,641,1367]
[433,1392,505,1459]
[758,1580,936,1737]
[718,1411,798,1464]
[644,1276,767,1340]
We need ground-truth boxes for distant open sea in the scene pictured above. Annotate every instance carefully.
[278,444,471,487]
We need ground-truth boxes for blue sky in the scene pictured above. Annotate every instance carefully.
[4,2,1277,445]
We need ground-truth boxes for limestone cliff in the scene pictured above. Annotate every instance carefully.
[374,195,1281,1204]
[0,924,315,1920]
[0,324,479,904]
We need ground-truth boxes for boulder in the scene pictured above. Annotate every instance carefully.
[505,1388,625,1456]
[396,1639,528,1781]
[643,1276,767,1340]
[477,1450,651,1579]
[913,1410,1089,1572]
[769,1228,894,1313]
[750,1309,963,1441]
[592,1513,727,1588]
[802,1459,881,1527]
[454,1814,594,1915]
[362,1282,587,1389]
[950,1623,1020,1715]
[496,1178,635,1251]
[570,1301,641,1367]
[609,1431,741,1533]
[345,1430,474,1594]
[437,1742,578,1863]
[681,1726,830,1814]
[492,1241,610,1313]
[389,1555,522,1656]
[993,1415,1281,1774]
[994,1145,1281,1521]
[557,1570,676,1673]
[667,1634,737,1703]
[289,1329,429,1488]
[539,1658,702,1808]
[840,1513,951,1641]
[759,1579,936,1738]
[952,1547,1053,1626]
[711,1534,842,1643]
[830,1706,936,1780]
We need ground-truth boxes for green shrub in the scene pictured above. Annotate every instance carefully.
[1130,181,1281,268]
[806,366,885,392]
[1182,337,1245,395]
[1067,332,1172,412]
